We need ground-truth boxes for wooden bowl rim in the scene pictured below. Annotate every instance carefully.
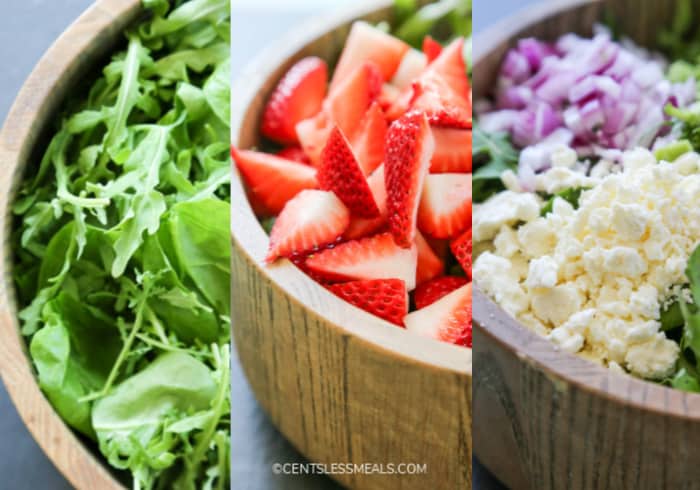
[230,0,471,377]
[0,0,144,488]
[472,0,700,419]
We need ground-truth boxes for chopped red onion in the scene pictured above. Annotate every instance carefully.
[478,28,697,184]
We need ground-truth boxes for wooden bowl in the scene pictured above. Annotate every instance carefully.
[230,1,471,489]
[473,1,700,489]
[0,1,143,488]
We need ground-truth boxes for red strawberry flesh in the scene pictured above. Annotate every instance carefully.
[330,21,410,91]
[385,111,435,248]
[232,147,318,216]
[328,279,408,326]
[451,228,472,279]
[417,173,472,239]
[261,56,328,144]
[266,189,349,262]
[306,232,418,290]
[319,126,380,218]
[404,283,471,346]
[415,231,444,285]
[430,128,472,173]
[414,275,468,310]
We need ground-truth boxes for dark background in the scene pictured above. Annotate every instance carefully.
[0,0,534,488]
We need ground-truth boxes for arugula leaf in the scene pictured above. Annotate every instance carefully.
[540,187,587,216]
[472,123,519,202]
[13,1,231,488]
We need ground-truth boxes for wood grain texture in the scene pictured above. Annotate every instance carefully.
[230,1,471,489]
[0,1,143,489]
[473,1,700,489]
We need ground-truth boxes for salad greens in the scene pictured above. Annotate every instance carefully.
[539,187,587,217]
[472,122,518,203]
[658,0,700,63]
[13,0,231,488]
[394,0,471,48]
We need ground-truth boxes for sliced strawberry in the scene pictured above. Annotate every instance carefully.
[351,102,387,176]
[385,86,415,121]
[289,240,343,285]
[327,62,383,136]
[295,116,331,168]
[297,62,382,166]
[414,275,468,310]
[415,231,444,285]
[388,38,471,128]
[422,36,443,63]
[417,173,472,239]
[431,128,472,173]
[232,147,318,216]
[319,126,380,218]
[345,164,388,240]
[277,146,311,164]
[411,38,471,128]
[404,283,471,347]
[261,57,328,144]
[306,232,418,290]
[330,21,410,92]
[390,49,427,90]
[266,190,349,262]
[451,228,472,278]
[385,112,435,248]
[378,83,402,112]
[328,279,408,326]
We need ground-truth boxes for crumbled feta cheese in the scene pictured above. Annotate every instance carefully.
[534,167,598,194]
[550,146,577,168]
[472,191,541,242]
[625,334,680,379]
[494,226,520,258]
[500,169,522,192]
[622,147,655,171]
[526,256,558,289]
[517,218,557,257]
[472,147,700,380]
[472,252,529,317]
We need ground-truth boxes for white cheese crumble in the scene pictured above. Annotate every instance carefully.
[472,148,700,379]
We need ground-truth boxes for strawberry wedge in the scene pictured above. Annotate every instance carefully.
[404,283,471,346]
[276,146,311,164]
[266,190,349,262]
[451,228,472,279]
[417,173,472,239]
[306,232,418,290]
[414,275,469,310]
[385,111,435,247]
[344,164,388,240]
[351,102,387,176]
[415,231,444,285]
[422,36,443,63]
[330,21,409,91]
[297,62,383,166]
[232,147,318,216]
[328,278,408,326]
[261,57,328,144]
[319,126,380,218]
[411,38,471,128]
[391,49,428,90]
[431,128,472,173]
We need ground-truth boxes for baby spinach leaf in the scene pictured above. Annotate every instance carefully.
[472,123,519,202]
